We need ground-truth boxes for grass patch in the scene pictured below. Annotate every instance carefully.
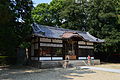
[0,56,9,58]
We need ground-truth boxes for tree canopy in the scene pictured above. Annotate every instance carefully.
[0,0,33,56]
[32,0,65,26]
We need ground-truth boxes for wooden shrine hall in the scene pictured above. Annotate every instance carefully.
[30,23,104,61]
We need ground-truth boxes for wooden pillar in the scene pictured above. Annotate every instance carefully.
[38,37,40,61]
[28,47,31,60]
[85,41,89,57]
[33,36,35,57]
[62,39,65,60]
[51,38,53,60]
[76,41,79,60]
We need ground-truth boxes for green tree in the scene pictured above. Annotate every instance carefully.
[116,0,120,24]
[32,3,52,26]
[0,0,33,56]
[32,0,88,30]
[14,0,33,48]
[59,0,88,30]
[0,0,17,55]
[32,0,65,26]
[87,0,120,61]
[49,0,65,26]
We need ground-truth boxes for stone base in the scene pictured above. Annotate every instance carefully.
[29,59,100,69]
[40,61,63,69]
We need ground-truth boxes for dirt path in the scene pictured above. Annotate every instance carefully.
[95,63,120,69]
[81,66,120,73]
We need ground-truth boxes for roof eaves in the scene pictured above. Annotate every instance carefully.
[86,32,105,43]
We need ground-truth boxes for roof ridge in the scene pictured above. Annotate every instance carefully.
[39,24,85,33]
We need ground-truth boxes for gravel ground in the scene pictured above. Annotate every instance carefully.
[0,65,120,80]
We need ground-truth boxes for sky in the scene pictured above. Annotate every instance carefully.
[32,0,52,7]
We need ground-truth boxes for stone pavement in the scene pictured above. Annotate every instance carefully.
[81,66,120,73]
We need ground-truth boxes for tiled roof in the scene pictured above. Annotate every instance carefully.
[32,23,104,43]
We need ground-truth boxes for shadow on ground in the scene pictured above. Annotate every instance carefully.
[0,66,96,80]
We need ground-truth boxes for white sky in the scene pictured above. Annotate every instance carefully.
[32,0,52,7]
